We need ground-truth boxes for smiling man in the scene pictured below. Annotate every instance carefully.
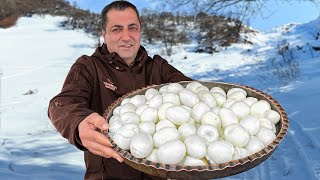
[102,6,141,65]
[48,1,191,180]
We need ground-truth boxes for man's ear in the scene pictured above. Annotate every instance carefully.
[101,29,107,43]
[101,28,106,37]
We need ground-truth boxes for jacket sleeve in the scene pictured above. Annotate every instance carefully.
[48,58,95,150]
[154,55,193,83]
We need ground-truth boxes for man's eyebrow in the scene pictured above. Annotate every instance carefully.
[128,23,138,27]
[111,25,123,28]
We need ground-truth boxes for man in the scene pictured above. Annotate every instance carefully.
[48,1,191,179]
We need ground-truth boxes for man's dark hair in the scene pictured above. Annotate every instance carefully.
[101,0,141,31]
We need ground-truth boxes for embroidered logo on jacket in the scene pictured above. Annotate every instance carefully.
[103,78,117,91]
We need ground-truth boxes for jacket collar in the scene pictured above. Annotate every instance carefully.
[92,43,148,71]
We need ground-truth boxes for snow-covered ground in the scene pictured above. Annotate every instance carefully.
[0,15,320,179]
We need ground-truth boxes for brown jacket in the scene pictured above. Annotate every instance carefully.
[48,44,191,180]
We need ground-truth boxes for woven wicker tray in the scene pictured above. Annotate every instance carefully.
[103,81,289,179]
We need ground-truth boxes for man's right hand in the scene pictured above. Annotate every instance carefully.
[78,112,124,163]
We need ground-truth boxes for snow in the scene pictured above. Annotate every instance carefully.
[1,14,320,179]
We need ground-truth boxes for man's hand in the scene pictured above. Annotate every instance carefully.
[78,112,124,163]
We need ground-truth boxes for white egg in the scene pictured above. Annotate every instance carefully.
[179,89,199,107]
[158,103,174,121]
[146,148,159,162]
[140,107,158,123]
[263,110,281,124]
[120,103,136,115]
[183,156,207,166]
[200,111,221,130]
[135,104,149,116]
[244,136,265,154]
[153,127,180,148]
[130,133,153,158]
[130,95,146,107]
[243,97,258,106]
[197,124,219,145]
[148,94,163,109]
[113,124,139,150]
[163,92,181,105]
[259,118,277,133]
[250,100,271,118]
[192,102,210,123]
[211,92,227,107]
[109,115,121,125]
[194,85,209,93]
[156,120,176,131]
[207,140,234,164]
[219,108,239,128]
[166,105,191,125]
[227,91,247,101]
[224,124,249,148]
[198,91,217,108]
[139,122,156,135]
[178,123,197,140]
[255,127,276,146]
[113,106,121,116]
[120,112,140,125]
[184,135,207,159]
[108,119,123,138]
[197,90,210,99]
[120,98,131,105]
[240,115,260,135]
[223,99,236,108]
[158,140,186,164]
[227,88,247,97]
[167,83,184,93]
[233,146,250,160]
[186,81,203,93]
[210,87,226,96]
[145,88,159,101]
[159,85,168,94]
[229,101,250,120]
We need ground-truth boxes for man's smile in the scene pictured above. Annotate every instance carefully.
[119,44,133,48]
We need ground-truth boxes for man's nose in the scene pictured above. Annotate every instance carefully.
[121,29,131,41]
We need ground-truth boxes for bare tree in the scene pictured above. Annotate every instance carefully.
[152,0,320,28]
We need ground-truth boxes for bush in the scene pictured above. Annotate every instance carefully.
[0,16,18,28]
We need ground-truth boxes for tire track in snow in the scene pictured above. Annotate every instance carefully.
[289,120,320,180]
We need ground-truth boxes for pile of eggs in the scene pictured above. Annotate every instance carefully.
[108,82,280,166]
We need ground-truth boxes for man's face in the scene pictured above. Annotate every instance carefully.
[103,8,141,65]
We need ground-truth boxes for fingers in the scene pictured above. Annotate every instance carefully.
[85,112,109,131]
[79,112,123,162]
[88,141,124,163]
[79,120,113,147]
[90,130,113,147]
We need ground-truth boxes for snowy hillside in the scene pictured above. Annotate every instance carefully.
[0,15,320,179]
